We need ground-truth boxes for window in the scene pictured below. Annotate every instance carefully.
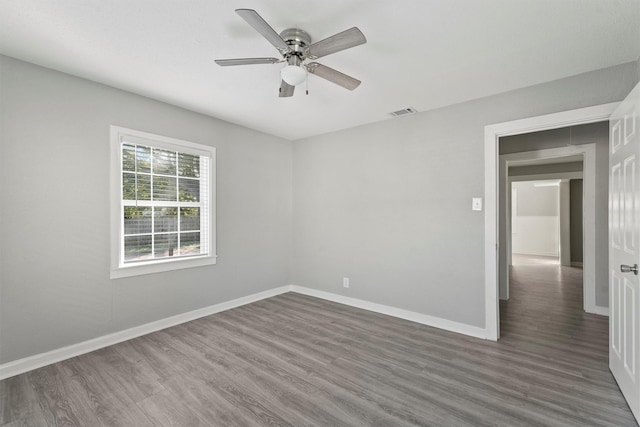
[110,126,216,278]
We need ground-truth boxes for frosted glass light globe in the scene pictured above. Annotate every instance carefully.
[281,65,307,86]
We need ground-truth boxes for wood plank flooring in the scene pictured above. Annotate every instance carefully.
[1,262,637,426]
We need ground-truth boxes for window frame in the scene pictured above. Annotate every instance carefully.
[110,126,216,279]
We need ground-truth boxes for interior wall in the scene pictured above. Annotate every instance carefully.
[570,179,584,264]
[513,182,559,216]
[558,180,571,266]
[500,122,609,307]
[509,161,583,176]
[500,122,609,154]
[292,61,638,329]
[511,182,559,257]
[0,55,293,364]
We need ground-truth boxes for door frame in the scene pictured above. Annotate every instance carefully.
[484,102,619,340]
[501,148,592,308]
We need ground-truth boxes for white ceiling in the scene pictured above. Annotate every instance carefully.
[1,0,639,140]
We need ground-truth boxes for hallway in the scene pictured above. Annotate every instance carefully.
[500,255,636,425]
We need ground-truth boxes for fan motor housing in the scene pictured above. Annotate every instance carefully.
[279,28,311,56]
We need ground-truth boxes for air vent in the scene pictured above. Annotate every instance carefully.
[389,107,418,117]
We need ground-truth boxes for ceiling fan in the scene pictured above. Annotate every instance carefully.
[215,9,367,97]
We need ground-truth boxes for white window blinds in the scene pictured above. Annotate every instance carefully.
[120,139,210,263]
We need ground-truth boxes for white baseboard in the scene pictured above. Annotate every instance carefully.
[512,251,559,257]
[289,285,488,340]
[0,286,290,380]
[592,305,609,317]
[0,284,496,380]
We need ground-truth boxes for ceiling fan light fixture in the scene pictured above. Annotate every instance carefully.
[281,64,307,86]
[217,10,367,97]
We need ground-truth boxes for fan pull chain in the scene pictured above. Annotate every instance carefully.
[306,73,309,95]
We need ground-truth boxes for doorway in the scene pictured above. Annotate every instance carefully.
[500,148,591,305]
[499,143,599,315]
[511,179,569,266]
[509,175,582,270]
[484,103,618,340]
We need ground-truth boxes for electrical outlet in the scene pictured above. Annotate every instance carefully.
[343,277,350,288]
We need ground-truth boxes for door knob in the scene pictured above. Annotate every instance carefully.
[620,264,639,275]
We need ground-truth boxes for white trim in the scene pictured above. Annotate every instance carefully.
[512,251,561,257]
[0,286,290,380]
[110,254,218,279]
[593,305,610,317]
[290,285,487,339]
[485,102,619,341]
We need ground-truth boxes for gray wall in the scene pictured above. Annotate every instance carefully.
[500,121,609,154]
[292,62,638,328]
[513,183,558,216]
[0,55,293,363]
[500,121,609,307]
[511,181,560,257]
[570,179,584,263]
[509,161,583,176]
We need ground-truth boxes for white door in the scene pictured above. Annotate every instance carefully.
[610,81,640,423]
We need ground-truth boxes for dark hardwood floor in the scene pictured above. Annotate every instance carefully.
[1,260,637,426]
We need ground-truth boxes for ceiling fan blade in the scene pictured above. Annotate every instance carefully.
[215,57,282,66]
[307,62,361,90]
[279,80,295,97]
[306,27,366,59]
[235,9,291,55]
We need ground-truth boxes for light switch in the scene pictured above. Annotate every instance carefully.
[472,197,483,211]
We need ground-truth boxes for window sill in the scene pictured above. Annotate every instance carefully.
[110,254,217,279]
